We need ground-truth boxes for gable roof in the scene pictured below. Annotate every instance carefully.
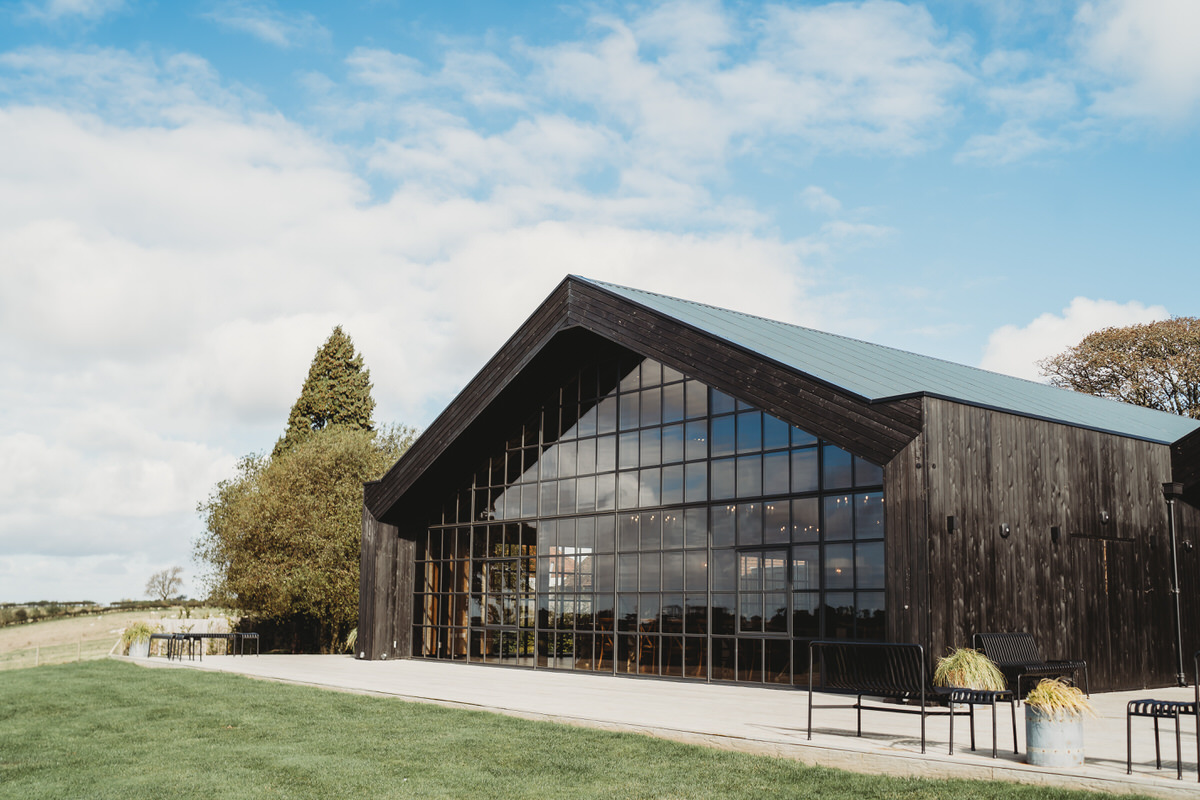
[366,275,1197,523]
[580,277,1200,446]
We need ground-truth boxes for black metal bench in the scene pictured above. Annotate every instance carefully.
[1127,651,1199,781]
[808,641,1016,756]
[972,632,1089,698]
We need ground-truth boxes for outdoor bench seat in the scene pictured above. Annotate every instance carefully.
[972,632,1089,698]
[1127,651,1199,781]
[807,641,1016,756]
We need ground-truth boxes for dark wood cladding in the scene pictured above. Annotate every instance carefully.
[900,397,1191,691]
[1171,425,1200,508]
[359,504,411,659]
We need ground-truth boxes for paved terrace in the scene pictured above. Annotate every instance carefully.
[132,654,1198,799]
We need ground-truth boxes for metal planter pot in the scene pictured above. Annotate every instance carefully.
[1026,707,1085,767]
[128,640,150,659]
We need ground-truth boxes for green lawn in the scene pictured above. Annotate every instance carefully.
[0,661,1151,800]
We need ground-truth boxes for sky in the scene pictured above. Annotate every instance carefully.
[1,0,1197,604]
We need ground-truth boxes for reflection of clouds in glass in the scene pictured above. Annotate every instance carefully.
[617,471,640,508]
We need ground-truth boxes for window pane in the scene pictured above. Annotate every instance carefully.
[684,508,707,548]
[661,424,684,463]
[639,512,661,551]
[710,388,736,415]
[557,441,576,478]
[619,393,638,431]
[640,387,661,427]
[618,555,638,591]
[661,464,684,505]
[685,636,708,679]
[762,550,788,590]
[855,455,884,487]
[685,420,707,460]
[762,413,790,451]
[595,473,616,511]
[638,467,660,507]
[824,592,855,639]
[738,552,761,591]
[558,479,576,515]
[662,363,684,383]
[792,545,819,591]
[791,448,818,493]
[684,461,708,503]
[711,458,736,500]
[711,595,736,635]
[576,475,596,513]
[640,428,661,466]
[540,481,558,516]
[712,549,736,591]
[739,594,763,632]
[639,554,660,591]
[822,444,853,489]
[577,405,597,438]
[662,382,685,424]
[791,426,817,447]
[596,435,617,473]
[737,411,762,453]
[856,541,885,590]
[824,494,853,541]
[558,518,576,550]
[711,504,736,548]
[685,380,708,419]
[793,592,820,638]
[855,492,885,539]
[763,451,789,496]
[711,415,736,457]
[618,431,639,470]
[619,361,641,392]
[617,472,639,509]
[596,396,617,434]
[763,500,789,544]
[576,437,596,476]
[618,513,639,550]
[662,509,684,549]
[662,551,684,591]
[825,543,854,589]
[764,593,788,633]
[736,502,762,546]
[685,551,707,591]
[736,455,762,498]
[857,591,886,641]
[641,359,662,387]
[594,554,615,592]
[595,515,615,552]
[792,497,819,542]
[540,446,558,481]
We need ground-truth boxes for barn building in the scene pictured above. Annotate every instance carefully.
[359,276,1200,691]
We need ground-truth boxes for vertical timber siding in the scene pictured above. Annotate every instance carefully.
[918,397,1186,691]
[359,504,412,660]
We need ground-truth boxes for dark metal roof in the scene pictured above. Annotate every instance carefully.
[580,277,1200,445]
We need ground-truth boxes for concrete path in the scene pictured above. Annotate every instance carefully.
[131,654,1198,799]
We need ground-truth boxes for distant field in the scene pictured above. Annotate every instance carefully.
[0,608,228,670]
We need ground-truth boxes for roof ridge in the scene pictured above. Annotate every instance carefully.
[574,275,1070,396]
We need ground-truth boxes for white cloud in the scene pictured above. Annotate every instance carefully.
[203,1,329,49]
[979,297,1170,381]
[799,185,841,215]
[957,119,1068,164]
[1075,0,1200,122]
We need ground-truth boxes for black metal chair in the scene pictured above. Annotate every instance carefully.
[1127,651,1200,781]
[972,632,1089,699]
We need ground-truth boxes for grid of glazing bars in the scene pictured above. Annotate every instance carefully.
[415,356,885,685]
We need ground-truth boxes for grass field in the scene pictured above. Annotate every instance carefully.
[0,660,1154,800]
[0,609,229,670]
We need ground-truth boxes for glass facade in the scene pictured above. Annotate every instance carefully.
[415,355,885,685]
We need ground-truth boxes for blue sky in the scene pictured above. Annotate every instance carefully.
[1,0,1197,603]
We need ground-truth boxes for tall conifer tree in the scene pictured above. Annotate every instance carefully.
[274,326,375,457]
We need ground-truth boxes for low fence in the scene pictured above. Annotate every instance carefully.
[0,639,114,671]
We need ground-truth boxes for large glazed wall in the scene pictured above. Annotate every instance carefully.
[918,397,1189,691]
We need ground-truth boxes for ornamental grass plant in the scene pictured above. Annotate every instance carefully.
[1025,678,1096,719]
[933,647,1007,691]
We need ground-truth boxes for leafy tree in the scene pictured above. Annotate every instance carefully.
[145,566,184,603]
[1039,317,1200,419]
[274,326,376,458]
[196,425,414,651]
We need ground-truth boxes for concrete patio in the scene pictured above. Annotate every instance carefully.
[133,654,1198,799]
